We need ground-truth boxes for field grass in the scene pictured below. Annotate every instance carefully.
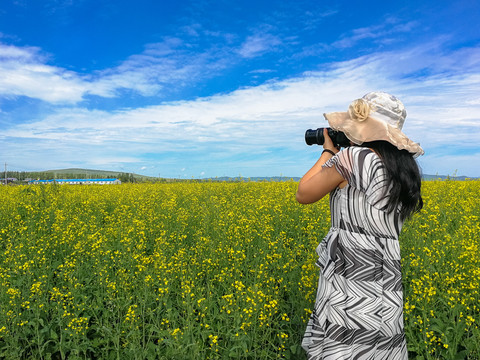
[0,181,478,359]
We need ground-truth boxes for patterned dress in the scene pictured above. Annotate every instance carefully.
[302,146,408,360]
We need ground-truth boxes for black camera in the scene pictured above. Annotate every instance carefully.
[305,128,350,147]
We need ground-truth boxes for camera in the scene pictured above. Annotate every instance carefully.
[305,128,350,148]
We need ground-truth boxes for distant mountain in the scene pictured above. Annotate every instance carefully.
[204,174,478,182]
[11,168,478,183]
[422,174,478,181]
[205,176,301,182]
[45,168,117,175]
[44,167,138,176]
[40,168,155,181]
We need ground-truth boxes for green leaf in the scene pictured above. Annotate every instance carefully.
[454,350,468,360]
[228,346,244,357]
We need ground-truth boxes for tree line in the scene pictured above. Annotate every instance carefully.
[2,171,139,183]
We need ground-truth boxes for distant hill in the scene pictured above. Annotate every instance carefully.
[422,174,478,181]
[43,168,153,180]
[4,168,156,183]
[46,171,475,182]
[205,174,478,182]
[5,168,478,183]
[205,176,301,182]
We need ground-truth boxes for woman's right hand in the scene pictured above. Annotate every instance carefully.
[296,129,345,204]
[323,128,338,154]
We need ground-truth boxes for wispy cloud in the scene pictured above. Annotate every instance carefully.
[295,17,419,60]
[238,33,282,58]
[3,40,480,176]
[0,43,89,103]
[1,30,280,104]
[0,37,228,103]
[332,18,418,49]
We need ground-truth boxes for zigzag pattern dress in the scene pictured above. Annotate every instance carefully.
[302,146,408,360]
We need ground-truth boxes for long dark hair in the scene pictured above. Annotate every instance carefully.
[361,140,423,221]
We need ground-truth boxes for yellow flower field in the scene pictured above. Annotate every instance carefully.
[0,181,478,359]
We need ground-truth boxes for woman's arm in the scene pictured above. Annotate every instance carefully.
[296,129,345,204]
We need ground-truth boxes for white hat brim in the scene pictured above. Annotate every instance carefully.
[324,111,424,158]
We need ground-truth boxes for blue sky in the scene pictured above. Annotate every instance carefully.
[1,0,479,178]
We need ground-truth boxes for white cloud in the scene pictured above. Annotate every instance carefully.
[0,43,88,103]
[332,18,418,49]
[2,40,480,177]
[0,37,231,102]
[2,28,282,103]
[88,38,216,97]
[238,33,281,58]
[0,43,42,60]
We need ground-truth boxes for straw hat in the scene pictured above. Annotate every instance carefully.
[324,91,424,157]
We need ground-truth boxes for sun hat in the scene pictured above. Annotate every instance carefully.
[324,91,424,157]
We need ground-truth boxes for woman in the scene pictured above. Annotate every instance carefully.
[296,92,423,359]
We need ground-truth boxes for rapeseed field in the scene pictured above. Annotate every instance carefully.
[0,181,478,359]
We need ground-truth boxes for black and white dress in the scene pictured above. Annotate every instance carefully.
[302,146,408,360]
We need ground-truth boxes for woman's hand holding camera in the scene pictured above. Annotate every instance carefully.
[322,128,339,156]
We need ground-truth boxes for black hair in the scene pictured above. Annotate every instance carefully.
[360,140,423,221]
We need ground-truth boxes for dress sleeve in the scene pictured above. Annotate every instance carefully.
[323,147,386,200]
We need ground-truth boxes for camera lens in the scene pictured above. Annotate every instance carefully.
[304,128,350,147]
[305,128,323,145]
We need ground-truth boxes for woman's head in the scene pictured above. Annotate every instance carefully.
[324,91,424,158]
